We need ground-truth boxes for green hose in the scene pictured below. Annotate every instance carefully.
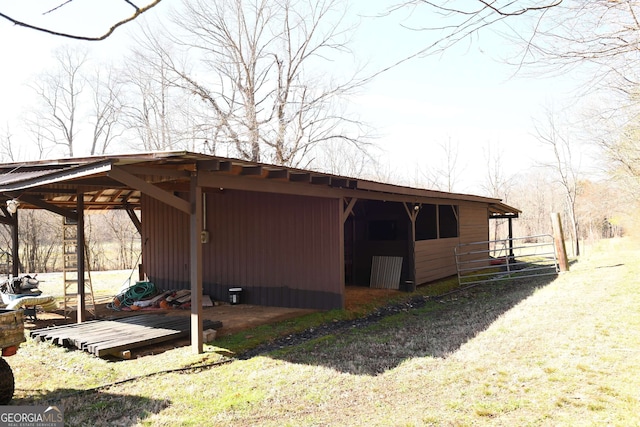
[107,281,156,310]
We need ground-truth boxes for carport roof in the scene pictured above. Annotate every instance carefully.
[0,151,519,217]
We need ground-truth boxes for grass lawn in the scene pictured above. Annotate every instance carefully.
[5,237,640,426]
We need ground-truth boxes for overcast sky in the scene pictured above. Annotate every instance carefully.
[0,0,587,194]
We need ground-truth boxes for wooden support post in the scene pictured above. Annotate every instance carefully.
[190,174,204,354]
[551,212,569,272]
[508,217,514,259]
[77,193,86,323]
[338,199,346,308]
[11,211,18,277]
[403,203,418,292]
[343,197,357,222]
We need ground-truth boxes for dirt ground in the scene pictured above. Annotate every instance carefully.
[18,286,403,357]
[22,298,316,336]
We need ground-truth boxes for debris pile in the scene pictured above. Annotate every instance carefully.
[107,282,213,311]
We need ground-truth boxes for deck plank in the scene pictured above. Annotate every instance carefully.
[30,314,222,357]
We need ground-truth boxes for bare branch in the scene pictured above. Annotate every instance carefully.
[141,0,373,167]
[0,0,163,41]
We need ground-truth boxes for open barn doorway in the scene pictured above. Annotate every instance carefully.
[344,200,411,289]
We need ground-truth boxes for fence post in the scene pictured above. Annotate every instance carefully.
[551,212,569,272]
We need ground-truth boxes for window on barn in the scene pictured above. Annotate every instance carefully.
[415,204,437,241]
[369,220,398,240]
[438,205,459,238]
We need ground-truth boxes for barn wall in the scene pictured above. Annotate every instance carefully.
[141,189,343,310]
[459,203,490,245]
[141,194,191,289]
[415,202,489,284]
[415,238,460,284]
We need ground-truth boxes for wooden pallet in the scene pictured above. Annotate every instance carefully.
[30,314,222,357]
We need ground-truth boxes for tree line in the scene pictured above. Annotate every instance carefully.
[0,211,139,275]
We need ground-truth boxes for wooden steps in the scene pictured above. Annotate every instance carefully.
[30,314,222,357]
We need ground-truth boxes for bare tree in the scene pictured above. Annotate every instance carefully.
[23,121,55,160]
[482,142,515,240]
[0,125,17,162]
[137,0,369,167]
[586,96,640,194]
[415,138,461,192]
[120,46,194,152]
[103,211,141,270]
[314,138,377,178]
[534,108,582,256]
[577,179,625,242]
[18,211,60,273]
[482,143,513,200]
[384,2,560,60]
[88,66,125,155]
[28,46,88,157]
[0,0,163,41]
[509,171,556,239]
[390,2,640,94]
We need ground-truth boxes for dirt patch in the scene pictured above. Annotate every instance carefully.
[21,299,316,357]
[18,285,405,357]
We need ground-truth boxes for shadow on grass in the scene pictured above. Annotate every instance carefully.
[11,388,169,426]
[247,273,558,376]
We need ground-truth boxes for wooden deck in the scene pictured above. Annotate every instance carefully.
[30,314,222,358]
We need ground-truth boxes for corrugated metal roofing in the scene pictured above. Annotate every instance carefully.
[0,167,72,185]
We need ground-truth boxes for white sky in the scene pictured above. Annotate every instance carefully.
[0,0,588,195]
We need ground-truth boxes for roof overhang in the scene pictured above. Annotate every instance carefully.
[0,151,521,216]
[489,201,521,219]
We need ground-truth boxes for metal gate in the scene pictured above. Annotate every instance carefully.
[454,234,559,287]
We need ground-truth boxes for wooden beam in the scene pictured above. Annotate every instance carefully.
[11,193,78,220]
[403,202,420,222]
[126,207,142,234]
[403,202,417,292]
[289,173,310,182]
[311,176,331,185]
[338,197,346,309]
[343,197,357,223]
[240,166,263,176]
[108,166,190,214]
[11,210,18,277]
[198,171,481,207]
[196,159,223,171]
[0,207,15,226]
[330,178,348,188]
[266,169,288,179]
[77,192,86,324]
[357,179,501,204]
[119,165,191,179]
[190,174,204,354]
[199,171,336,198]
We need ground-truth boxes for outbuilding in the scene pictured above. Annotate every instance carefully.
[0,151,519,352]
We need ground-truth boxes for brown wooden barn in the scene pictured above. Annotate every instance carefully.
[0,151,519,352]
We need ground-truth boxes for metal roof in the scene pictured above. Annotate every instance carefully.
[0,151,520,216]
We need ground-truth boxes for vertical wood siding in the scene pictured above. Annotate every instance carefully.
[142,190,342,309]
[415,202,489,284]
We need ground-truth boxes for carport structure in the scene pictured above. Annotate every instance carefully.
[0,151,519,353]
